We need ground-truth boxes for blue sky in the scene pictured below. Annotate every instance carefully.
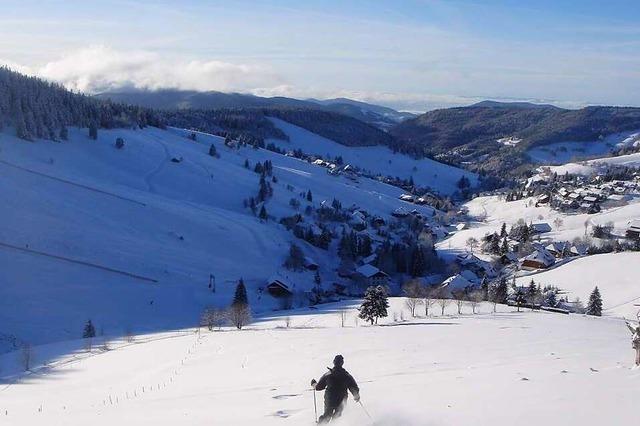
[1,0,639,110]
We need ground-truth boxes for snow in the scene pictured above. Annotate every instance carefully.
[0,125,435,350]
[437,194,640,312]
[267,118,478,195]
[354,263,381,278]
[544,151,640,177]
[527,129,640,165]
[516,252,640,319]
[0,299,637,425]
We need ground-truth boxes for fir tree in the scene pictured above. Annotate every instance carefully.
[514,287,527,312]
[83,319,96,338]
[208,144,217,157]
[306,190,313,202]
[259,205,268,221]
[358,286,389,325]
[89,122,98,140]
[586,286,603,316]
[500,222,507,238]
[232,279,249,306]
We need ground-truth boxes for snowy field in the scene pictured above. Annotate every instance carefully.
[0,125,435,350]
[267,118,477,195]
[0,299,637,426]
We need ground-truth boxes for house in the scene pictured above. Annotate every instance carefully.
[626,220,640,240]
[439,274,474,296]
[304,257,319,271]
[392,207,409,218]
[456,252,497,277]
[537,194,551,204]
[531,223,552,234]
[521,249,555,270]
[355,264,389,287]
[266,278,293,297]
[499,252,518,265]
[545,241,570,258]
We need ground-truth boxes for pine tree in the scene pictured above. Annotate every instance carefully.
[586,286,603,316]
[514,287,527,312]
[230,279,251,329]
[306,190,313,202]
[209,144,217,157]
[89,122,98,140]
[358,286,389,325]
[83,319,96,338]
[500,222,507,238]
[232,279,249,306]
[409,245,425,277]
[314,270,321,286]
[59,126,68,141]
[259,205,268,220]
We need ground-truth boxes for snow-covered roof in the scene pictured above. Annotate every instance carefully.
[355,263,386,278]
[531,223,552,233]
[523,249,555,267]
[440,274,474,294]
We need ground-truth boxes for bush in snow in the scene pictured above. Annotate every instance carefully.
[201,307,227,331]
[115,137,125,149]
[358,285,389,325]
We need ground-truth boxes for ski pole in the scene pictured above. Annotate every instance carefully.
[313,388,318,423]
[358,400,373,420]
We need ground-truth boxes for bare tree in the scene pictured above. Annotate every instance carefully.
[452,290,465,315]
[228,304,252,330]
[424,292,437,317]
[338,310,348,327]
[466,237,479,254]
[436,289,452,316]
[467,291,483,314]
[201,307,227,331]
[402,279,423,318]
[124,327,135,343]
[284,316,292,328]
[21,343,33,371]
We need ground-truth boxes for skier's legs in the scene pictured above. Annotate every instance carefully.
[332,400,346,419]
[318,400,336,424]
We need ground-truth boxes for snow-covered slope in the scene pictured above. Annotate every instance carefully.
[543,151,640,176]
[516,252,640,319]
[267,118,477,195]
[527,129,640,164]
[0,126,434,350]
[0,299,637,425]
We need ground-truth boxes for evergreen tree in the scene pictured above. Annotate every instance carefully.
[244,159,250,169]
[59,126,68,141]
[259,205,268,221]
[358,286,389,325]
[314,270,321,286]
[89,122,98,140]
[232,279,249,306]
[83,319,96,338]
[500,222,507,238]
[208,144,217,157]
[586,286,603,316]
[409,245,425,277]
[500,237,509,255]
[514,287,527,312]
[306,190,313,202]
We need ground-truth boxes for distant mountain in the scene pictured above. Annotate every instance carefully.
[308,97,415,128]
[95,90,412,130]
[469,100,561,110]
[390,102,640,173]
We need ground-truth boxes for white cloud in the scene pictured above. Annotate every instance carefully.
[31,45,283,94]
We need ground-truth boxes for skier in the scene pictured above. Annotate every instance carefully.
[311,355,360,424]
[626,321,640,366]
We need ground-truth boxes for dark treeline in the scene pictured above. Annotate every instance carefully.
[0,67,165,140]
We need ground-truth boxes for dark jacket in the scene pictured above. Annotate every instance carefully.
[315,366,359,406]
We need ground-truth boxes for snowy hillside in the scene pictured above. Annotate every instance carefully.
[267,118,477,195]
[516,252,640,318]
[543,151,640,176]
[527,129,640,164]
[437,194,640,315]
[0,299,637,425]
[0,125,434,350]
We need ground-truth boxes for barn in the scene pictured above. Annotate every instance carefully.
[266,279,293,297]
